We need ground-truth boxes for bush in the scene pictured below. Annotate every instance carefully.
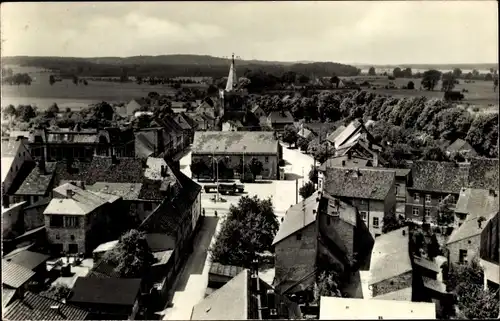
[407,81,415,90]
[278,159,285,167]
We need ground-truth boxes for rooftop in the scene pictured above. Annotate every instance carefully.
[318,156,370,171]
[92,240,119,254]
[2,260,36,289]
[325,125,346,144]
[4,291,89,320]
[14,162,57,196]
[192,131,279,155]
[3,250,50,270]
[455,188,499,217]
[45,183,115,215]
[69,277,141,306]
[268,111,294,124]
[209,262,245,278]
[319,297,436,320]
[324,167,395,201]
[446,138,476,154]
[447,211,498,244]
[369,227,411,285]
[2,287,16,309]
[85,182,142,200]
[332,119,363,148]
[411,160,468,194]
[1,138,22,157]
[273,191,320,245]
[467,158,499,190]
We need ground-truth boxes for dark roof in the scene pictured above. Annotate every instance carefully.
[86,260,121,278]
[411,161,469,194]
[54,157,165,200]
[2,260,36,288]
[5,161,36,195]
[467,158,499,190]
[163,115,184,133]
[268,111,294,124]
[319,156,370,171]
[4,291,89,320]
[446,138,476,153]
[69,277,141,306]
[135,132,156,159]
[324,167,395,200]
[180,113,198,129]
[173,114,192,131]
[3,250,50,270]
[14,162,57,196]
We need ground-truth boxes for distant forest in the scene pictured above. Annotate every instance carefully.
[1,55,361,78]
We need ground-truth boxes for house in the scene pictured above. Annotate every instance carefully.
[208,263,245,289]
[454,188,499,227]
[2,259,36,298]
[44,182,122,255]
[296,123,316,140]
[222,120,244,132]
[334,140,386,166]
[172,113,194,143]
[446,211,497,265]
[2,138,34,200]
[266,111,295,132]
[191,131,282,180]
[446,138,478,158]
[326,119,380,151]
[479,211,499,291]
[251,105,266,118]
[325,125,346,145]
[134,127,165,159]
[3,249,50,283]
[155,115,186,153]
[319,167,397,237]
[120,98,149,118]
[365,227,413,300]
[272,191,374,295]
[3,291,89,320]
[196,97,222,119]
[27,127,135,161]
[12,160,57,206]
[319,297,436,320]
[186,112,216,131]
[68,277,141,320]
[191,269,302,320]
[406,161,469,223]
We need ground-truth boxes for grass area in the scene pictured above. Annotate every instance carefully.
[343,76,499,108]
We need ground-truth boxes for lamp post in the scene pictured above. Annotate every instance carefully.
[242,145,247,179]
[209,147,228,202]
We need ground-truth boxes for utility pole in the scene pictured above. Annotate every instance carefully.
[296,179,299,204]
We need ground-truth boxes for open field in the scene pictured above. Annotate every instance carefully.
[343,76,499,108]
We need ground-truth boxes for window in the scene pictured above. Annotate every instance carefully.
[425,194,431,203]
[68,244,79,254]
[326,216,331,225]
[50,215,64,227]
[412,207,419,216]
[414,193,420,202]
[449,195,455,204]
[55,234,60,240]
[360,211,367,221]
[144,202,153,211]
[459,249,468,263]
[373,217,379,228]
[360,199,367,205]
[296,233,302,241]
[395,184,399,195]
[33,196,39,203]
[425,209,431,217]
[265,157,269,163]
[70,235,75,241]
[64,216,80,228]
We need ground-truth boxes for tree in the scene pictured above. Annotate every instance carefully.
[93,101,114,121]
[393,67,402,78]
[308,167,318,184]
[494,77,499,92]
[313,270,342,304]
[16,105,37,122]
[485,73,493,81]
[49,75,56,85]
[308,140,332,164]
[248,157,264,177]
[46,103,59,118]
[3,104,16,119]
[41,283,72,302]
[83,79,88,86]
[297,136,310,152]
[437,195,455,226]
[103,229,155,278]
[298,74,310,84]
[299,181,316,199]
[72,75,79,85]
[281,71,297,84]
[445,259,499,319]
[421,69,442,91]
[442,73,456,92]
[453,68,462,78]
[209,196,279,267]
[403,67,412,78]
[407,81,415,90]
[382,214,404,233]
[422,145,449,161]
[191,158,208,179]
[282,124,299,147]
[330,75,340,88]
[368,67,376,76]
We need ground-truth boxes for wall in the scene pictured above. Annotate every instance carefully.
[2,201,25,235]
[274,223,317,293]
[405,189,458,223]
[480,259,499,290]
[2,142,32,193]
[372,270,413,298]
[23,201,49,231]
[192,153,279,179]
[447,235,481,265]
[191,192,201,232]
[45,214,87,254]
[318,212,355,261]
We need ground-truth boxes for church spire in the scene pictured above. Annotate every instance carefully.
[225,53,238,92]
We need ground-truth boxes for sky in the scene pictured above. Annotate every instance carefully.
[1,1,498,65]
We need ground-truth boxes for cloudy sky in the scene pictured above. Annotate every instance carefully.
[1,1,498,64]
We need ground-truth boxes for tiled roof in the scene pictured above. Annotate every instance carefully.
[14,162,57,196]
[209,263,245,278]
[333,119,363,148]
[324,167,395,201]
[273,192,319,245]
[152,250,174,267]
[455,188,499,217]
[319,156,370,171]
[135,132,156,159]
[145,233,175,252]
[411,161,468,194]
[297,126,314,139]
[447,211,498,244]
[372,287,412,301]
[192,131,279,155]
[3,160,36,194]
[46,183,112,215]
[2,156,15,182]
[46,132,98,144]
[2,260,36,288]
[3,250,50,270]
[268,111,294,124]
[92,240,119,254]
[191,269,249,320]
[319,297,435,320]
[325,125,346,144]
[4,291,89,320]
[173,114,192,130]
[368,227,411,285]
[70,277,141,306]
[446,138,476,153]
[86,259,121,278]
[85,182,142,200]
[2,287,16,308]
[467,158,499,190]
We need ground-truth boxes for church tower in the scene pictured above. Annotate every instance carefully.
[225,53,238,92]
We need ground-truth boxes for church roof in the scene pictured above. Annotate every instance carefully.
[225,54,238,92]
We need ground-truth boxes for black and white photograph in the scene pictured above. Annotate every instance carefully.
[1,1,499,320]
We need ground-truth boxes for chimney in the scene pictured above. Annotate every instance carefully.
[489,189,496,197]
[402,229,406,236]
[80,181,85,190]
[342,160,346,167]
[38,159,46,174]
[373,152,379,167]
[66,189,74,198]
[266,289,278,318]
[347,152,351,160]
[161,165,166,178]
